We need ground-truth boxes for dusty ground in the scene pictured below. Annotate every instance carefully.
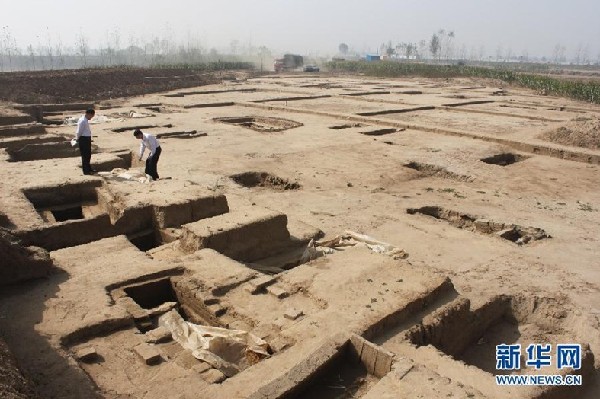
[0,71,599,399]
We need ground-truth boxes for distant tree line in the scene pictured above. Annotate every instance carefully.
[0,27,275,72]
[336,29,599,66]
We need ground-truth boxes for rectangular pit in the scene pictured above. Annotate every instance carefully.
[402,295,595,383]
[256,335,392,399]
[23,181,103,224]
[7,142,82,162]
[112,276,269,381]
[180,208,292,262]
[128,229,162,252]
[115,277,226,331]
[124,278,178,310]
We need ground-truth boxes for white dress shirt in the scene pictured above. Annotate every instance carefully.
[76,116,92,138]
[139,133,160,158]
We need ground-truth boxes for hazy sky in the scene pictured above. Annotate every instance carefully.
[1,0,599,59]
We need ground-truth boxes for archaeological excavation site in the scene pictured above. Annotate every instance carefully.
[1,68,599,399]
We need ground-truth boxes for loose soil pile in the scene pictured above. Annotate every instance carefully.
[539,116,600,149]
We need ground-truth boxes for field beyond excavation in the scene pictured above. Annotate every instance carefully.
[0,69,599,399]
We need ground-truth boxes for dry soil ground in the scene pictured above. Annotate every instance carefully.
[0,70,599,399]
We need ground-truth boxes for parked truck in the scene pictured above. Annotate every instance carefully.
[274,54,303,72]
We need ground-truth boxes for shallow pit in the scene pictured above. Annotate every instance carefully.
[480,152,529,166]
[407,206,550,245]
[230,171,301,190]
[329,123,364,130]
[156,130,207,139]
[214,116,303,133]
[403,161,473,182]
[360,128,398,136]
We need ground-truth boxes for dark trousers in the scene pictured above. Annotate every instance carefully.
[145,146,161,179]
[78,136,92,173]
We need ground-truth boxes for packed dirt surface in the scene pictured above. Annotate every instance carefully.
[540,116,600,149]
[0,70,599,399]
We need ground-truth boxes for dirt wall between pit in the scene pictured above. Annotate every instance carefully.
[0,338,37,399]
[0,228,52,285]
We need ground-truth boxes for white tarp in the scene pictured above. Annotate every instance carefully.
[97,168,151,183]
[63,114,121,125]
[303,230,408,260]
[158,310,270,377]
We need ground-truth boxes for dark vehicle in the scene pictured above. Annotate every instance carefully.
[274,54,303,72]
[303,65,320,72]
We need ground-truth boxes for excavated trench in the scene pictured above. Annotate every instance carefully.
[230,172,301,190]
[407,206,550,245]
[480,152,529,166]
[404,295,595,381]
[214,116,303,133]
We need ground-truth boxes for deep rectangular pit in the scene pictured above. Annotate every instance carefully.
[116,277,270,379]
[128,229,162,251]
[24,182,103,224]
[119,277,222,330]
[282,336,391,399]
[402,295,594,383]
[124,278,178,310]
[407,206,550,245]
[405,296,514,374]
[51,205,84,222]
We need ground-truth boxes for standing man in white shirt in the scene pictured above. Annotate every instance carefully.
[134,128,162,180]
[74,108,96,175]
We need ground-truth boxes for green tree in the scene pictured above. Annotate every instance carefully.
[430,34,441,60]
[338,43,349,55]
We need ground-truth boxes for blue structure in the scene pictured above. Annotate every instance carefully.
[365,54,381,61]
